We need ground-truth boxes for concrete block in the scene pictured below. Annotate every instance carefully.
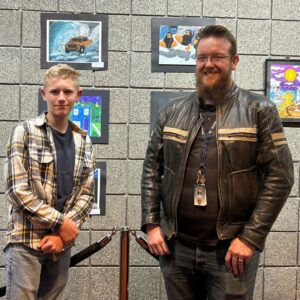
[128,160,143,195]
[129,89,151,124]
[94,124,128,159]
[271,197,298,231]
[0,195,9,230]
[22,48,45,85]
[77,71,94,87]
[109,89,129,124]
[0,233,5,266]
[131,16,152,52]
[90,230,119,265]
[22,11,40,47]
[271,21,300,56]
[130,52,164,88]
[0,122,18,157]
[264,232,297,266]
[253,267,263,300]
[0,10,21,46]
[0,48,20,84]
[272,0,300,20]
[59,0,94,13]
[106,160,127,194]
[132,0,167,16]
[109,15,131,51]
[165,73,196,89]
[128,267,161,300]
[238,0,271,19]
[203,0,237,18]
[20,85,40,121]
[90,195,126,229]
[95,52,129,87]
[0,159,5,193]
[237,20,270,54]
[127,196,141,230]
[285,127,300,161]
[64,268,90,299]
[90,267,119,300]
[0,268,5,288]
[264,267,296,300]
[0,85,19,120]
[95,0,131,14]
[290,164,299,197]
[216,18,237,37]
[235,55,267,90]
[71,230,90,266]
[129,124,149,159]
[22,0,57,11]
[0,0,21,9]
[167,0,202,16]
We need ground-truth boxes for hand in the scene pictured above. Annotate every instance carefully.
[58,217,79,245]
[225,237,256,276]
[39,233,64,254]
[146,224,170,256]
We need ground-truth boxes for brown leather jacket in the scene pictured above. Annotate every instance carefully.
[141,86,294,251]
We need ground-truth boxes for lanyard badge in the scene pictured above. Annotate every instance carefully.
[194,170,207,206]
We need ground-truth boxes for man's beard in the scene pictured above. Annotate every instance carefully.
[196,70,232,101]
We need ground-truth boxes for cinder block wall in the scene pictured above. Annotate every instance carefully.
[0,0,299,299]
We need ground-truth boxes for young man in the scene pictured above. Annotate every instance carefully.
[141,25,294,299]
[4,64,95,299]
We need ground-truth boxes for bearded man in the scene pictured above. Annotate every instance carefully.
[141,25,294,299]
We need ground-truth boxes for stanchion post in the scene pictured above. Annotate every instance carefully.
[119,227,129,300]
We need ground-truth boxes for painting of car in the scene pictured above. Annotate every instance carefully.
[65,35,93,53]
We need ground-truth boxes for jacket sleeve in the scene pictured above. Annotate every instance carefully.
[239,104,294,251]
[5,124,65,231]
[65,135,95,228]
[141,109,167,233]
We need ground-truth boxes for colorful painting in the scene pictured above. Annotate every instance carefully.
[91,162,106,215]
[266,60,300,124]
[38,89,109,143]
[151,17,215,73]
[41,13,108,70]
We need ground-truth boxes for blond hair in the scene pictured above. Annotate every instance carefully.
[43,64,80,88]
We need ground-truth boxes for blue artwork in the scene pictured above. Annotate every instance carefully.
[47,20,103,66]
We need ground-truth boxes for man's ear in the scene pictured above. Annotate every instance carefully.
[40,88,47,101]
[231,54,239,71]
[76,88,83,101]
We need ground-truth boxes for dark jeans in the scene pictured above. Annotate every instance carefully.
[159,239,259,300]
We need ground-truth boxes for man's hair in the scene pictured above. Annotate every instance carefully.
[197,25,237,57]
[43,64,80,88]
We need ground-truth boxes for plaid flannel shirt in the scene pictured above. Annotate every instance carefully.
[4,113,95,250]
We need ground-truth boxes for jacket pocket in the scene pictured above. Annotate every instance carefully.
[229,167,257,224]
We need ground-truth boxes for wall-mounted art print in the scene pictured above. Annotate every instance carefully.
[150,91,192,131]
[41,13,108,70]
[91,161,106,215]
[151,17,215,73]
[39,89,110,144]
[265,59,300,126]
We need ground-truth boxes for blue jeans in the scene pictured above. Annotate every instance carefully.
[159,239,259,300]
[5,244,71,300]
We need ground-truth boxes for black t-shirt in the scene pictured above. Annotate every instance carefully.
[50,124,75,212]
[177,104,219,246]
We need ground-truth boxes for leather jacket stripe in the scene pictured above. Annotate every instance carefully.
[271,132,286,140]
[163,134,187,144]
[274,141,288,146]
[218,136,257,142]
[218,127,257,134]
[163,126,189,137]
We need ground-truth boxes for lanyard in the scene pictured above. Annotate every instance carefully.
[197,113,216,184]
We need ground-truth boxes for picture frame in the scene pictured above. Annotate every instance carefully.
[150,91,192,131]
[265,59,300,126]
[38,89,110,144]
[91,161,106,216]
[41,13,108,70]
[151,17,215,73]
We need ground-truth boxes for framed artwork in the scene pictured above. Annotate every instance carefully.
[151,17,215,73]
[150,91,192,131]
[38,89,110,144]
[41,13,108,70]
[265,59,300,126]
[91,161,106,215]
